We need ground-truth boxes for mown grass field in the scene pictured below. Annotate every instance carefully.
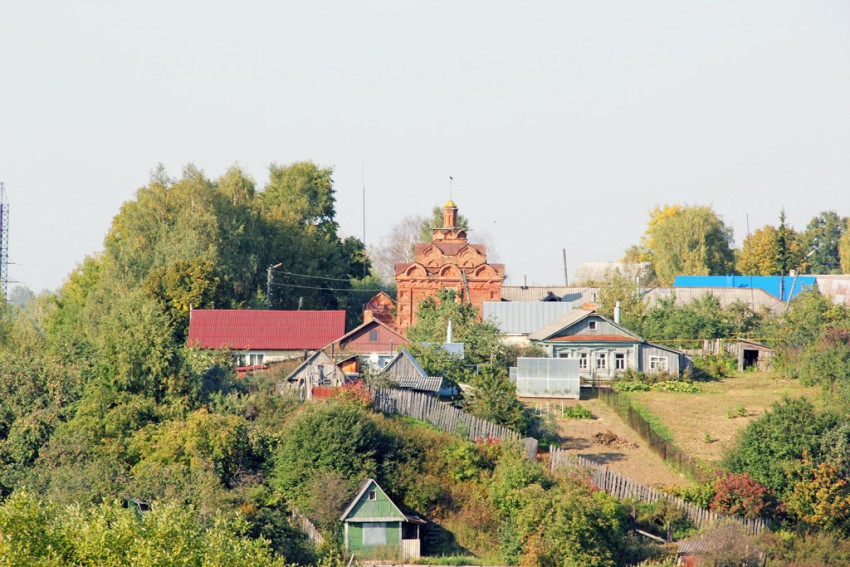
[533,372,823,487]
[626,371,823,467]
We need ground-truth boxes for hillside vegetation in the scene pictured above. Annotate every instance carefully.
[3,163,850,564]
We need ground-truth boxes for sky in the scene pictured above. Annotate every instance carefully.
[2,1,849,293]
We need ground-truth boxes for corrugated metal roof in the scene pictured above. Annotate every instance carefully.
[644,287,784,314]
[815,275,850,307]
[528,308,595,341]
[483,301,579,335]
[394,375,444,392]
[572,262,649,285]
[547,334,638,342]
[187,309,346,350]
[501,286,600,304]
[674,275,816,302]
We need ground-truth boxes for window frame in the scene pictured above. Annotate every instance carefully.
[362,522,387,546]
[596,353,607,370]
[649,356,668,372]
[615,353,625,370]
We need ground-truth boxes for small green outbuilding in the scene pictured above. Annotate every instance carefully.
[340,478,425,560]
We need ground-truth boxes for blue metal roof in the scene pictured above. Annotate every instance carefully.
[673,275,816,302]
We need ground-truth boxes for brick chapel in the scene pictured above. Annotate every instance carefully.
[394,200,505,331]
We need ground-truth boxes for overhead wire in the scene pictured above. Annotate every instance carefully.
[269,268,359,283]
[269,281,385,293]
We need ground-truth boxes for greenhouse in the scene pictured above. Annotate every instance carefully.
[514,357,580,399]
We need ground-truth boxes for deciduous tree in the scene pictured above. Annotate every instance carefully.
[638,204,735,286]
[802,211,846,274]
[840,218,850,273]
[419,204,470,243]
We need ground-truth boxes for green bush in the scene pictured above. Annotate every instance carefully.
[724,397,838,495]
[562,404,594,419]
[272,401,392,508]
[650,381,701,394]
[0,490,290,566]
[633,499,696,540]
[692,351,737,379]
[663,482,715,509]
[613,381,651,392]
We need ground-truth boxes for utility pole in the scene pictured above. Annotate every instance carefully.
[362,163,367,279]
[267,263,282,309]
[0,183,8,300]
[562,248,568,286]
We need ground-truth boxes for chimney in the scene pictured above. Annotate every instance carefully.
[614,301,621,325]
[363,309,374,323]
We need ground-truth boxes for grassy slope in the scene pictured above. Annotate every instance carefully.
[626,371,822,467]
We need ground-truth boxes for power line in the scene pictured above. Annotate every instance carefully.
[269,281,385,293]
[270,268,361,283]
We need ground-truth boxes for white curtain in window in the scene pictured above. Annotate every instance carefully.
[363,522,387,546]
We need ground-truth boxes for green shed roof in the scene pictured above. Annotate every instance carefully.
[340,478,407,523]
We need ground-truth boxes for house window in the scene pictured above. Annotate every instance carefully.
[368,490,377,501]
[649,356,668,372]
[588,321,598,331]
[369,330,379,342]
[558,351,570,358]
[235,353,263,366]
[578,353,588,369]
[596,353,607,370]
[615,353,625,370]
[362,522,387,546]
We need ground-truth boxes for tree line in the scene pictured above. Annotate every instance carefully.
[622,205,850,286]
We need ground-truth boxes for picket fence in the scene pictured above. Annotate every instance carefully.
[289,508,324,546]
[549,447,768,534]
[372,388,521,443]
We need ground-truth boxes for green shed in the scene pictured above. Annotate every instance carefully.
[340,478,424,560]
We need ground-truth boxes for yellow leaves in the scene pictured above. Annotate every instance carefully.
[639,204,735,286]
[644,204,682,250]
[787,454,850,533]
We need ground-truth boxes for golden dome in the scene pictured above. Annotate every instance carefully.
[444,199,457,208]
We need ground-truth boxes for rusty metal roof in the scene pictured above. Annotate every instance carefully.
[187,309,346,350]
[815,275,850,307]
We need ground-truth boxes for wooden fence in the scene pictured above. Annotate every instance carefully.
[598,388,703,479]
[289,507,324,546]
[549,447,768,534]
[372,388,521,443]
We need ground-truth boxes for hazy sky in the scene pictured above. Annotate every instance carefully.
[2,1,849,293]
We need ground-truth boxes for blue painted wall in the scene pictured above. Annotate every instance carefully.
[673,275,817,302]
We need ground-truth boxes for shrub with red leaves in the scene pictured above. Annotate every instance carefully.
[711,471,778,519]
[333,380,373,409]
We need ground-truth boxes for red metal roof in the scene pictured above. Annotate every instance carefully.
[187,309,346,351]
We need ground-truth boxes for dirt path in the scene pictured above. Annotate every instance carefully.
[523,394,691,487]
